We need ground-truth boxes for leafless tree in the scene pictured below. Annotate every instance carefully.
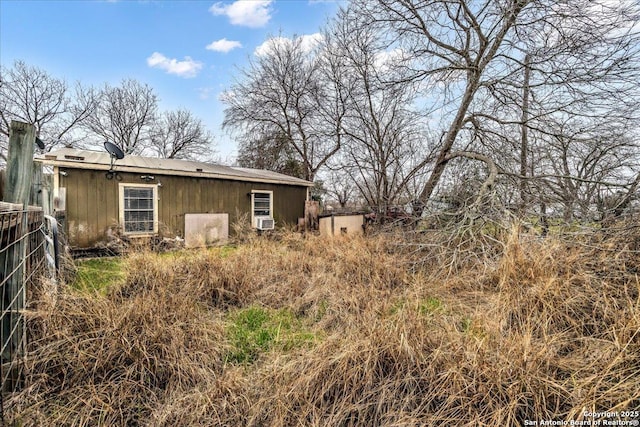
[0,60,97,160]
[352,0,640,222]
[83,79,158,155]
[530,119,640,222]
[477,0,640,220]
[323,8,431,215]
[236,131,306,178]
[354,0,533,211]
[322,170,358,209]
[221,34,339,181]
[150,109,216,160]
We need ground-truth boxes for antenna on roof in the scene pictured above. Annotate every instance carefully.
[104,141,125,180]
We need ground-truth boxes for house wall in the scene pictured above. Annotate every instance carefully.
[58,168,307,248]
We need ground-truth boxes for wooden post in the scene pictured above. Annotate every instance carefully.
[0,170,5,201]
[305,200,319,231]
[42,172,53,216]
[3,121,36,203]
[30,162,43,207]
[1,121,36,392]
[519,54,530,215]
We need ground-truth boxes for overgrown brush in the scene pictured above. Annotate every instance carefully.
[247,229,639,425]
[493,228,640,417]
[7,227,640,425]
[11,269,231,426]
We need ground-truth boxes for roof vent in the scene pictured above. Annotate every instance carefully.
[196,168,203,172]
[64,155,85,161]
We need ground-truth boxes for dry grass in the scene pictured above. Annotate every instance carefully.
[7,224,640,426]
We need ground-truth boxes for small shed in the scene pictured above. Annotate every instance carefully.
[319,213,365,237]
[37,148,314,248]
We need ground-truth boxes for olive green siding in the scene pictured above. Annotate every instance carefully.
[59,168,307,248]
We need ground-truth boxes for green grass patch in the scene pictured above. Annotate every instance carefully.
[458,316,487,340]
[418,296,444,315]
[225,305,318,364]
[390,296,445,317]
[72,258,124,294]
[208,244,237,258]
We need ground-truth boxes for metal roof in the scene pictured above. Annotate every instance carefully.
[37,148,314,187]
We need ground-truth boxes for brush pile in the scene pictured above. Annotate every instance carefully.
[7,224,640,426]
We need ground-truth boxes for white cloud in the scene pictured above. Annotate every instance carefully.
[209,0,272,28]
[299,33,323,52]
[254,36,285,57]
[146,52,203,78]
[206,38,243,53]
[255,33,323,57]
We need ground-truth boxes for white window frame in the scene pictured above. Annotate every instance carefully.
[118,183,159,236]
[251,190,273,228]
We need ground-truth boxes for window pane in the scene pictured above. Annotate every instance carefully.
[137,198,153,210]
[253,192,271,217]
[125,188,153,199]
[123,186,155,233]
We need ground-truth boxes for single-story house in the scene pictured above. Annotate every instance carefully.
[36,148,314,248]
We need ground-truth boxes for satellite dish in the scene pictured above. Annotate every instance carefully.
[35,137,45,150]
[103,141,125,179]
[104,141,125,160]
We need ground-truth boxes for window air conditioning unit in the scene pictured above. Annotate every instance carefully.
[256,217,275,230]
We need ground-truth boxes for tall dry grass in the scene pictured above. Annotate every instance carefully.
[7,224,640,425]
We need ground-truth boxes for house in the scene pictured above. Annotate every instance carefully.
[36,148,314,248]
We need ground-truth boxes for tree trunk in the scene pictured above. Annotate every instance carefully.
[519,54,531,214]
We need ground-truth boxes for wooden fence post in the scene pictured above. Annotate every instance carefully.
[0,170,5,201]
[3,121,36,204]
[30,162,43,208]
[1,120,36,392]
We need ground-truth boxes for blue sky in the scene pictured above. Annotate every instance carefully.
[0,0,342,160]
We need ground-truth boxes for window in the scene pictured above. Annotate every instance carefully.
[251,190,273,227]
[119,184,158,234]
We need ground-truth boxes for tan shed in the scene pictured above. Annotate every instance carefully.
[319,213,365,237]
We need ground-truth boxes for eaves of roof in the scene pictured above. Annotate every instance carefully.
[36,148,315,187]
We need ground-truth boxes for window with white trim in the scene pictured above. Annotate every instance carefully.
[119,184,158,234]
[251,190,273,227]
